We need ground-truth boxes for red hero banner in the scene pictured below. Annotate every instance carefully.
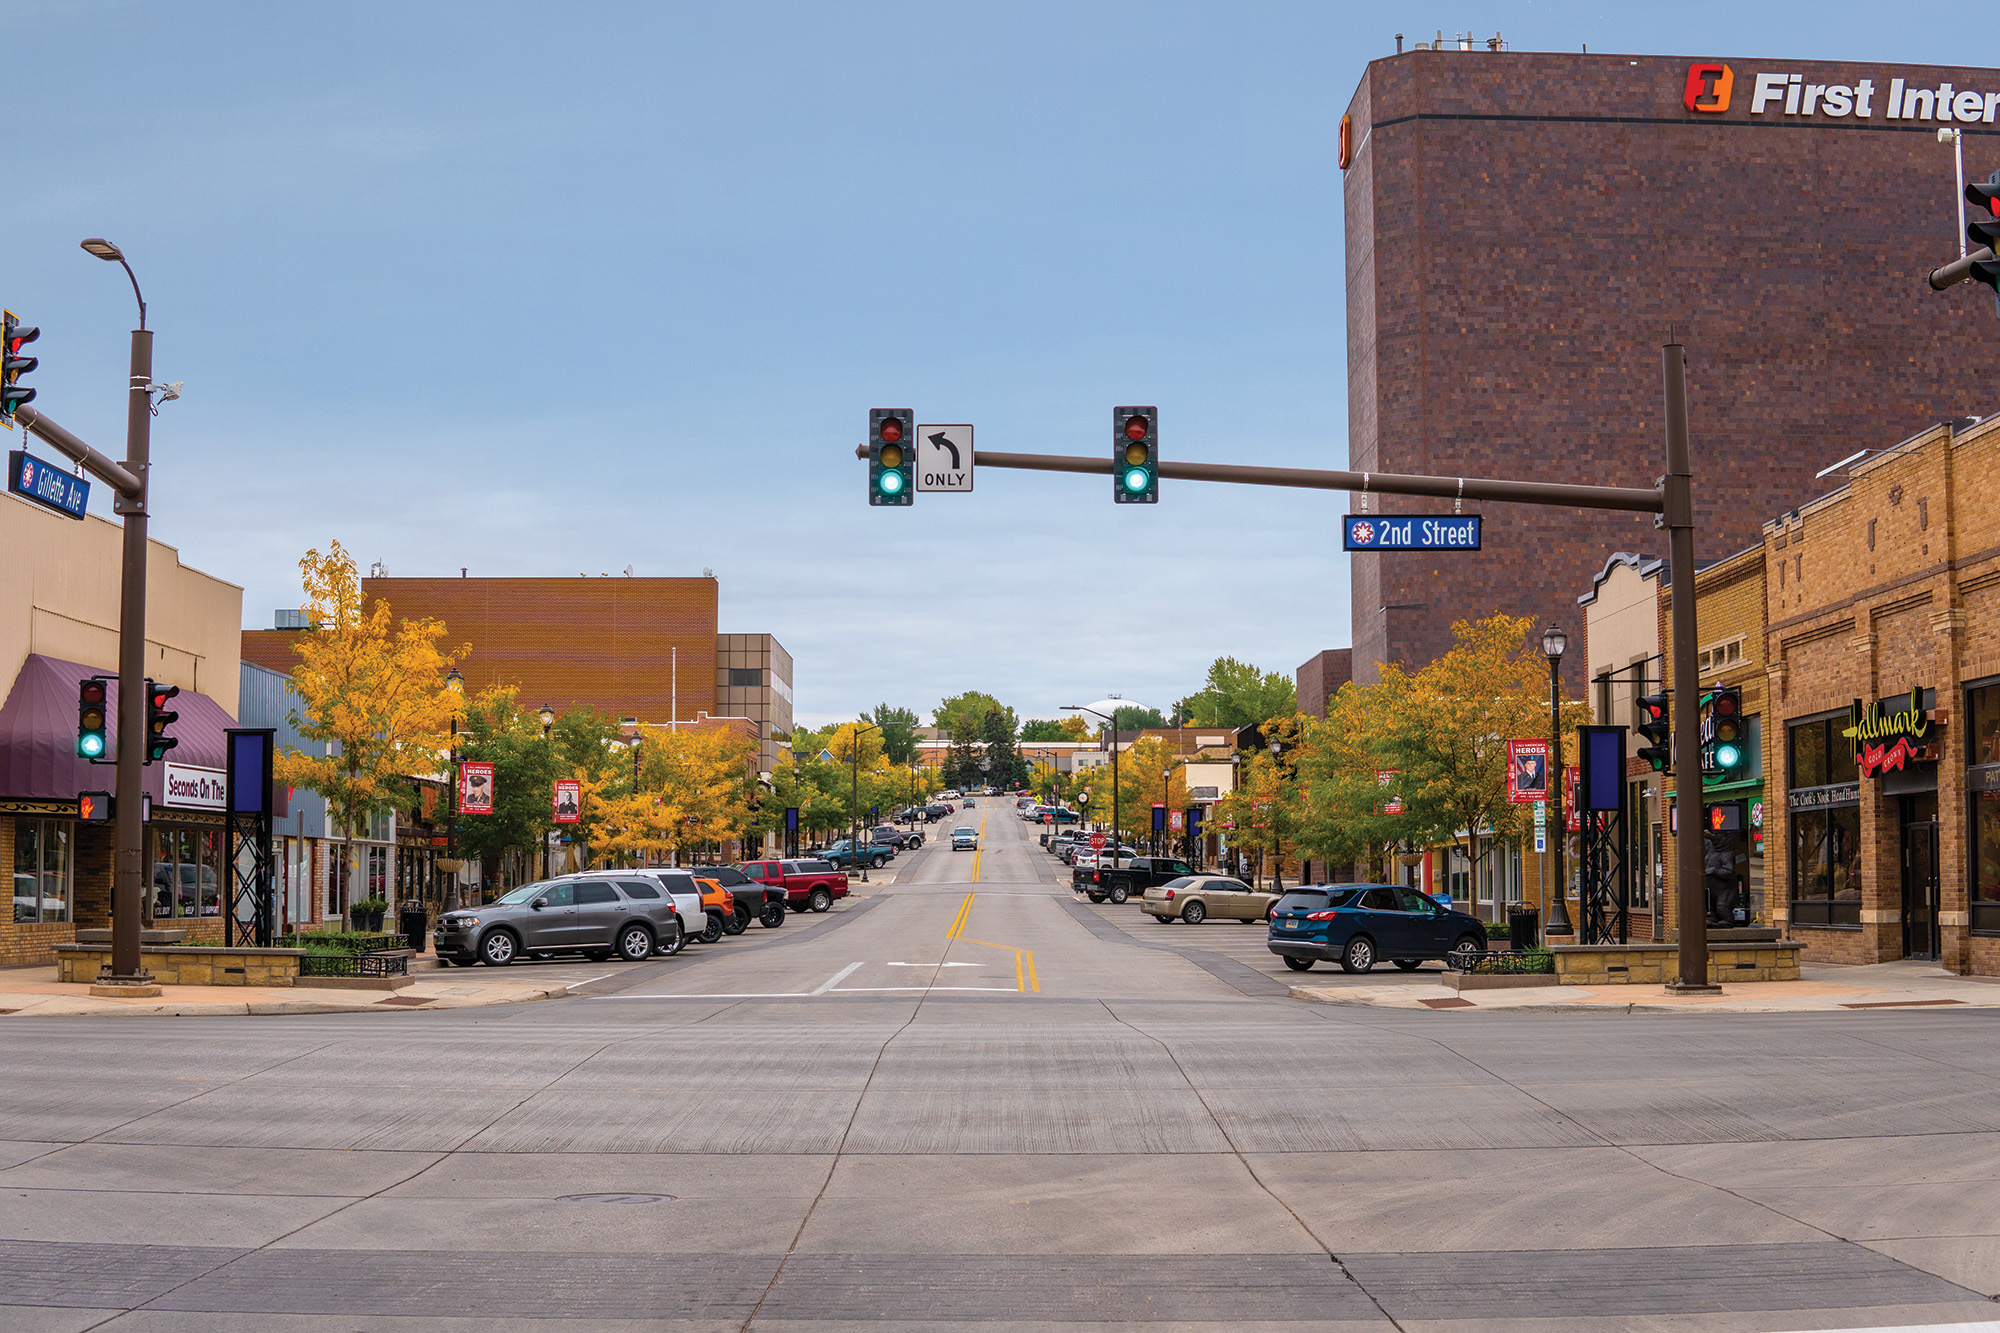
[460,761,494,814]
[1506,739,1549,805]
[552,778,581,824]
[1168,809,1186,833]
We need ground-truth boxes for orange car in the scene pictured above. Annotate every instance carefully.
[691,875,742,942]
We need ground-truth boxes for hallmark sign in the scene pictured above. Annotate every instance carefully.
[163,763,226,810]
[1843,687,1942,779]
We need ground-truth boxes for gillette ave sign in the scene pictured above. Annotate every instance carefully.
[1685,62,2000,124]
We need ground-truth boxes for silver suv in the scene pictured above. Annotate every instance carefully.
[435,876,686,966]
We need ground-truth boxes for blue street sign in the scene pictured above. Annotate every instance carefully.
[1342,514,1481,551]
[8,450,88,520]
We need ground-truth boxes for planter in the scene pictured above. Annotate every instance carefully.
[353,910,385,931]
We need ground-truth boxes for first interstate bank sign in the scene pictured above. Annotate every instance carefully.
[7,450,88,520]
[1342,514,1481,551]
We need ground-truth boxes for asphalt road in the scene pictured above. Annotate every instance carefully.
[4,802,1999,1330]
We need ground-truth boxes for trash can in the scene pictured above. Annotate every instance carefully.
[1506,904,1539,950]
[399,904,429,954]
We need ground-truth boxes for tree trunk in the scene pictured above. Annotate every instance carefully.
[1467,825,1482,922]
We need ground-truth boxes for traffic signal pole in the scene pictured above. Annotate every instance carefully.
[858,339,1718,991]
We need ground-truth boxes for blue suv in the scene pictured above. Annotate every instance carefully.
[1267,884,1487,974]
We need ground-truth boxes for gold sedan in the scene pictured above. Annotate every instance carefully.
[1142,875,1278,925]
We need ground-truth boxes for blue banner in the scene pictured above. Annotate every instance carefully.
[1342,514,1480,551]
[8,449,88,520]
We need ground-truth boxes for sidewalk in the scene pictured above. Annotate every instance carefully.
[0,965,573,1017]
[1291,957,2000,1014]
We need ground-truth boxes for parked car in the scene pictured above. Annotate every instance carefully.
[434,875,684,966]
[620,869,714,947]
[741,858,850,913]
[1267,884,1487,974]
[951,826,979,850]
[691,864,786,929]
[821,838,893,869]
[870,824,923,850]
[1070,844,1139,871]
[1139,874,1274,924]
[1075,856,1197,905]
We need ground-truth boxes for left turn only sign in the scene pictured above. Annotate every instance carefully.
[916,425,973,492]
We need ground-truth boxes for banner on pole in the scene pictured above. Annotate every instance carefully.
[460,761,494,814]
[552,778,581,824]
[1507,739,1550,804]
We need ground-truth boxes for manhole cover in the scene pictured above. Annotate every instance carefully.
[557,1193,671,1205]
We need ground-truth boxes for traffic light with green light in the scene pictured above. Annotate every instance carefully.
[146,681,180,763]
[1114,406,1157,504]
[1637,691,1671,773]
[77,678,107,760]
[868,409,914,507]
[2,310,38,423]
[1708,685,1745,776]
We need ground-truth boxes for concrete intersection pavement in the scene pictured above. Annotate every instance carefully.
[2,807,1998,1329]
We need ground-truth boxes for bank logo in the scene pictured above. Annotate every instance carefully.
[1684,63,1734,113]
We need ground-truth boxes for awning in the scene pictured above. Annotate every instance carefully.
[0,654,237,804]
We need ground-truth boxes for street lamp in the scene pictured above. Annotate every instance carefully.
[444,668,464,911]
[1542,625,1574,939]
[849,717,881,882]
[1266,738,1287,892]
[538,705,555,879]
[1063,703,1121,857]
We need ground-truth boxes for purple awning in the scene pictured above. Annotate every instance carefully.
[0,654,237,803]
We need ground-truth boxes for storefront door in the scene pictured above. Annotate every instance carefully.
[1901,794,1941,960]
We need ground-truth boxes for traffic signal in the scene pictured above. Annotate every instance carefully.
[77,791,111,822]
[1114,406,1158,504]
[868,408,914,507]
[146,681,180,763]
[1637,691,1671,772]
[2,311,38,423]
[76,678,107,760]
[1709,685,1745,775]
[1966,176,2000,303]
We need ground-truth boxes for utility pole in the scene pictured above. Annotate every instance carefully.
[1662,340,1718,992]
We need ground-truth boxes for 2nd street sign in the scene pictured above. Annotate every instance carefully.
[916,424,973,492]
[8,450,87,520]
[1343,514,1481,551]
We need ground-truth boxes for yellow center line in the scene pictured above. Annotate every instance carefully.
[946,888,1038,993]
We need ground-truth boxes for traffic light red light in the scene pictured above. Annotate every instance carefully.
[2,311,38,423]
[146,681,180,763]
[1636,691,1671,773]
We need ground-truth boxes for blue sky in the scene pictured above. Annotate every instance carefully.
[5,0,1960,727]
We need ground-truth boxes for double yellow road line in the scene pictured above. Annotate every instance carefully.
[945,890,1038,993]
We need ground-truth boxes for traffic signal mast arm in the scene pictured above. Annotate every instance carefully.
[849,444,1662,513]
[14,405,143,500]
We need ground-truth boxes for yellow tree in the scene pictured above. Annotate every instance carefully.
[644,724,758,862]
[825,721,887,838]
[1293,682,1420,879]
[276,541,464,923]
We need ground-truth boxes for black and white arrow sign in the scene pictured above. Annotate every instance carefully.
[915,424,973,492]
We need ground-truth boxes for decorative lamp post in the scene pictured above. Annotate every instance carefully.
[539,705,555,879]
[1267,738,1287,892]
[1542,625,1575,939]
[850,718,881,882]
[1063,703,1120,857]
[444,668,464,911]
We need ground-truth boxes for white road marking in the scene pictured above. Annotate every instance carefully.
[563,974,616,990]
[812,962,866,995]
[886,961,983,967]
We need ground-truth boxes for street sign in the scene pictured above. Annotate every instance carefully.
[8,450,87,520]
[915,424,973,492]
[1342,514,1481,551]
[1089,832,1106,850]
[1043,812,1053,824]
[1075,790,1090,806]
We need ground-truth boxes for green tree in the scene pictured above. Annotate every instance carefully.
[1183,657,1298,729]
[452,686,567,886]
[936,691,1015,739]
[942,728,982,791]
[1019,718,1070,742]
[869,703,922,765]
[1110,705,1167,731]
[981,708,1026,789]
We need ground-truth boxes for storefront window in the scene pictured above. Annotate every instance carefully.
[1974,792,2000,935]
[1791,806,1861,927]
[13,819,71,923]
[1789,715,1859,788]
[150,827,222,918]
[1971,683,2000,767]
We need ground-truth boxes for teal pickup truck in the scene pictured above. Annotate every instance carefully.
[819,839,892,870]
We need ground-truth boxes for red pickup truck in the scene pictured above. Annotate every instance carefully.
[741,858,850,913]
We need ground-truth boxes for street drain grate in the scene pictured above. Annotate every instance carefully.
[558,1193,672,1205]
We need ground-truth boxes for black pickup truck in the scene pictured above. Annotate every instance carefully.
[690,865,787,929]
[1073,856,1197,905]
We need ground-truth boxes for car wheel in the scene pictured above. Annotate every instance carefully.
[759,902,786,929]
[1451,934,1484,964]
[723,906,749,935]
[617,924,654,962]
[871,855,888,868]
[1152,915,1173,925]
[1283,955,1314,972]
[1340,935,1375,974]
[1180,900,1206,925]
[1109,885,1129,905]
[655,920,686,956]
[1393,959,1422,971]
[809,888,833,913]
[1086,892,1106,903]
[700,913,724,944]
[478,930,517,966]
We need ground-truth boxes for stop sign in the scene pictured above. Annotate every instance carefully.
[1043,813,1053,824]
[1089,832,1106,850]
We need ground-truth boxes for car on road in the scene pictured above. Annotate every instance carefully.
[870,824,923,850]
[961,798,976,807]
[1076,855,1197,905]
[951,826,979,850]
[1070,844,1139,871]
[434,876,685,966]
[1140,874,1275,924]
[741,858,850,913]
[820,838,893,870]
[1267,884,1487,974]
[691,864,787,929]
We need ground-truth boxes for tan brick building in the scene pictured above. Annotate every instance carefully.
[1761,415,2000,975]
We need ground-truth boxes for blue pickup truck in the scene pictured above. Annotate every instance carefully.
[819,839,892,870]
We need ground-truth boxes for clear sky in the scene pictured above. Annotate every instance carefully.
[6,0,1964,728]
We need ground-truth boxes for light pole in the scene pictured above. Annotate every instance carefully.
[77,239,153,986]
[849,718,881,882]
[539,705,554,880]
[1543,625,1574,939]
[444,668,464,910]
[1266,739,1290,891]
[1063,704,1119,857]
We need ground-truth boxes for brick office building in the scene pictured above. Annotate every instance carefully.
[1343,47,2000,688]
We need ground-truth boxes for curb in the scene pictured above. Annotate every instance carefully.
[0,981,573,1018]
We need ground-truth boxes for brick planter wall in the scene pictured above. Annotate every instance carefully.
[53,945,303,987]
[1550,942,1804,985]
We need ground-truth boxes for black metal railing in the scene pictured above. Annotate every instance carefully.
[298,950,410,978]
[1444,949,1555,976]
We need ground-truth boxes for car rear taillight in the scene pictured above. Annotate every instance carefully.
[1305,909,1339,921]
[1164,889,1175,900]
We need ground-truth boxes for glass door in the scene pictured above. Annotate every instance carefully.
[1902,793,1941,959]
